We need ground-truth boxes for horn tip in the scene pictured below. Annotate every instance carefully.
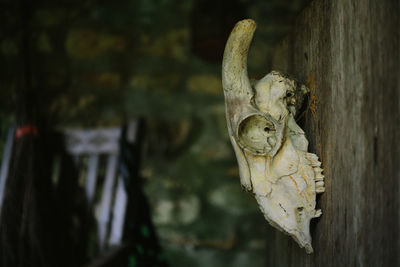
[234,19,257,30]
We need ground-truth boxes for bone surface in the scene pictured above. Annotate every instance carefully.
[222,19,324,254]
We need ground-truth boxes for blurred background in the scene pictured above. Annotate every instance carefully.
[0,0,310,266]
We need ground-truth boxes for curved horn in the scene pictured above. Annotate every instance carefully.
[222,19,256,100]
[222,19,257,191]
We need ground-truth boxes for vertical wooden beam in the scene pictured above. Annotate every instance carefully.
[108,120,136,246]
[86,155,99,206]
[97,154,118,250]
[108,175,127,246]
[267,0,400,266]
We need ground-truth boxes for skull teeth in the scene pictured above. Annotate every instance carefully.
[306,153,322,167]
[306,153,318,161]
[316,187,325,193]
[314,167,323,173]
[311,161,321,167]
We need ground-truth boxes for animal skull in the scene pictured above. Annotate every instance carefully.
[222,19,324,253]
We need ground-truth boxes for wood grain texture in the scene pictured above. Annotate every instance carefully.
[266,0,400,266]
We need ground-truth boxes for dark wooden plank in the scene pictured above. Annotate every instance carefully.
[267,0,400,266]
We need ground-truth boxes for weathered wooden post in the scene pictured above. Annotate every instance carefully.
[265,0,399,266]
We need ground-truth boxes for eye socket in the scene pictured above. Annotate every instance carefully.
[238,115,276,154]
[286,91,293,97]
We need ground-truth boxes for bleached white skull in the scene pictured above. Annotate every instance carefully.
[222,19,324,253]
